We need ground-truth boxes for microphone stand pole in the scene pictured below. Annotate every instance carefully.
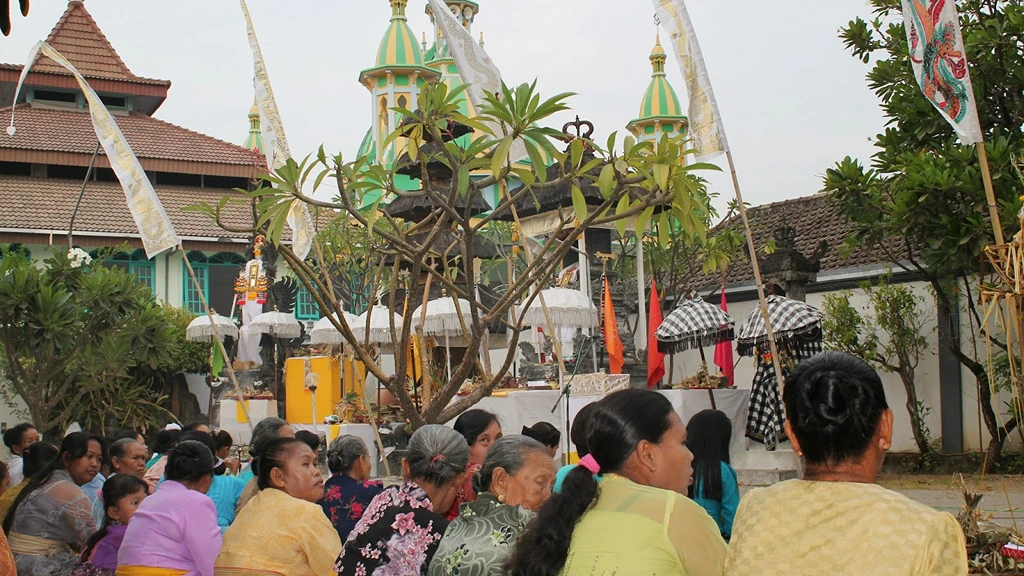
[551,335,595,464]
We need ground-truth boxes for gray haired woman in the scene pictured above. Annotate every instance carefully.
[319,435,383,541]
[428,436,558,576]
[334,424,469,576]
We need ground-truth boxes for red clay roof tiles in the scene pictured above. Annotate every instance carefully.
[686,193,895,292]
[0,104,263,172]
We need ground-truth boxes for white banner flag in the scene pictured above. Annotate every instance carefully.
[900,0,983,144]
[654,0,730,162]
[7,42,179,259]
[427,0,527,162]
[240,0,315,260]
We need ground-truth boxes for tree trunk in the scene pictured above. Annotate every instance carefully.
[899,367,931,455]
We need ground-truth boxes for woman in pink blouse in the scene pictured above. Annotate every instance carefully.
[116,440,221,576]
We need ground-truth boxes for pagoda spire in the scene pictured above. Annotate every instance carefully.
[626,32,687,147]
[243,98,264,154]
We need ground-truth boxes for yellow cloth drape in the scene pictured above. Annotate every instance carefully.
[7,532,68,556]
[215,568,284,576]
[115,567,188,576]
[0,480,27,519]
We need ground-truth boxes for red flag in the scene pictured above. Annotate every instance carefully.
[602,276,625,374]
[714,287,735,387]
[647,279,666,388]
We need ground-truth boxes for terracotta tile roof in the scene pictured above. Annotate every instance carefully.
[0,176,339,243]
[0,105,263,173]
[686,193,901,292]
[0,176,252,239]
[24,1,170,87]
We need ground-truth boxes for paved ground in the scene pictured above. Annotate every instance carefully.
[898,489,1024,529]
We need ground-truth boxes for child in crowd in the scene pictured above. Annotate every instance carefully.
[73,474,149,576]
[686,409,739,541]
[522,421,561,459]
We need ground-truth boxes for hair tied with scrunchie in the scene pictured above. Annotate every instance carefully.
[578,454,600,475]
[430,454,445,468]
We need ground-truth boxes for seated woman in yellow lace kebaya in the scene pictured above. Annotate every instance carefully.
[215,437,341,576]
[725,352,969,576]
[505,388,727,576]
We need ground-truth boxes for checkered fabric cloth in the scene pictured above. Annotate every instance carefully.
[736,295,823,356]
[655,298,734,354]
[745,337,823,450]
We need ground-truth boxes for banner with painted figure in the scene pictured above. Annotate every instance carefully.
[240,0,316,260]
[900,0,983,144]
[7,42,179,258]
[653,0,729,162]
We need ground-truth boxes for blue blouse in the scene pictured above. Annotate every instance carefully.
[692,461,740,538]
[318,473,383,542]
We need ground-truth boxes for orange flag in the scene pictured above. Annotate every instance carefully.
[603,276,625,374]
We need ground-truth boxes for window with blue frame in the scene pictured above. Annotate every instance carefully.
[296,286,318,320]
[182,251,208,314]
[100,249,156,295]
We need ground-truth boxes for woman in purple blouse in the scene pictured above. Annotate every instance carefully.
[117,440,222,576]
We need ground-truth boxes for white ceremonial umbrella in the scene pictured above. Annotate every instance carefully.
[412,296,476,382]
[249,310,302,339]
[310,312,360,346]
[518,288,598,329]
[186,313,239,342]
[352,305,404,345]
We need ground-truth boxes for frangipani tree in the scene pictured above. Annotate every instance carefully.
[196,81,717,426]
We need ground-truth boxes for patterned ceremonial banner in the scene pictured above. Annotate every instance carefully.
[427,0,528,162]
[654,0,730,162]
[240,0,315,260]
[7,42,179,258]
[900,0,983,144]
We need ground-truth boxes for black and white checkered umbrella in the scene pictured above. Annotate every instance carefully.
[655,297,734,354]
[736,295,823,357]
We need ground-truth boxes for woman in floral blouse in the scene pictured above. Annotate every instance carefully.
[319,435,383,542]
[428,435,558,576]
[334,425,470,576]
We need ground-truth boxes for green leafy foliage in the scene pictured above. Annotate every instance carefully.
[822,276,933,454]
[0,250,180,435]
[827,0,1024,466]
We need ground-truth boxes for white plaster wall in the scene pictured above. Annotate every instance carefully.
[663,281,944,453]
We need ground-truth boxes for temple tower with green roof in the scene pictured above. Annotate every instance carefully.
[358,0,440,168]
[627,35,688,147]
[243,100,263,154]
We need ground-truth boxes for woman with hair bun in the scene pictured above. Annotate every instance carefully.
[216,437,341,575]
[505,388,726,576]
[116,440,221,576]
[334,424,470,576]
[725,351,968,576]
[318,435,383,542]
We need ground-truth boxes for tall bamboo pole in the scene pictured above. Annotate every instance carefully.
[725,151,786,392]
[180,247,254,433]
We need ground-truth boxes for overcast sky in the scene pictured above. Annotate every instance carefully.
[2,0,884,215]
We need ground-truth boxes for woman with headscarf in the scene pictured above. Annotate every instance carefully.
[429,435,557,576]
[506,389,727,576]
[318,435,383,542]
[116,440,222,576]
[215,437,341,575]
[334,425,470,576]
[4,432,104,576]
[725,352,968,576]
